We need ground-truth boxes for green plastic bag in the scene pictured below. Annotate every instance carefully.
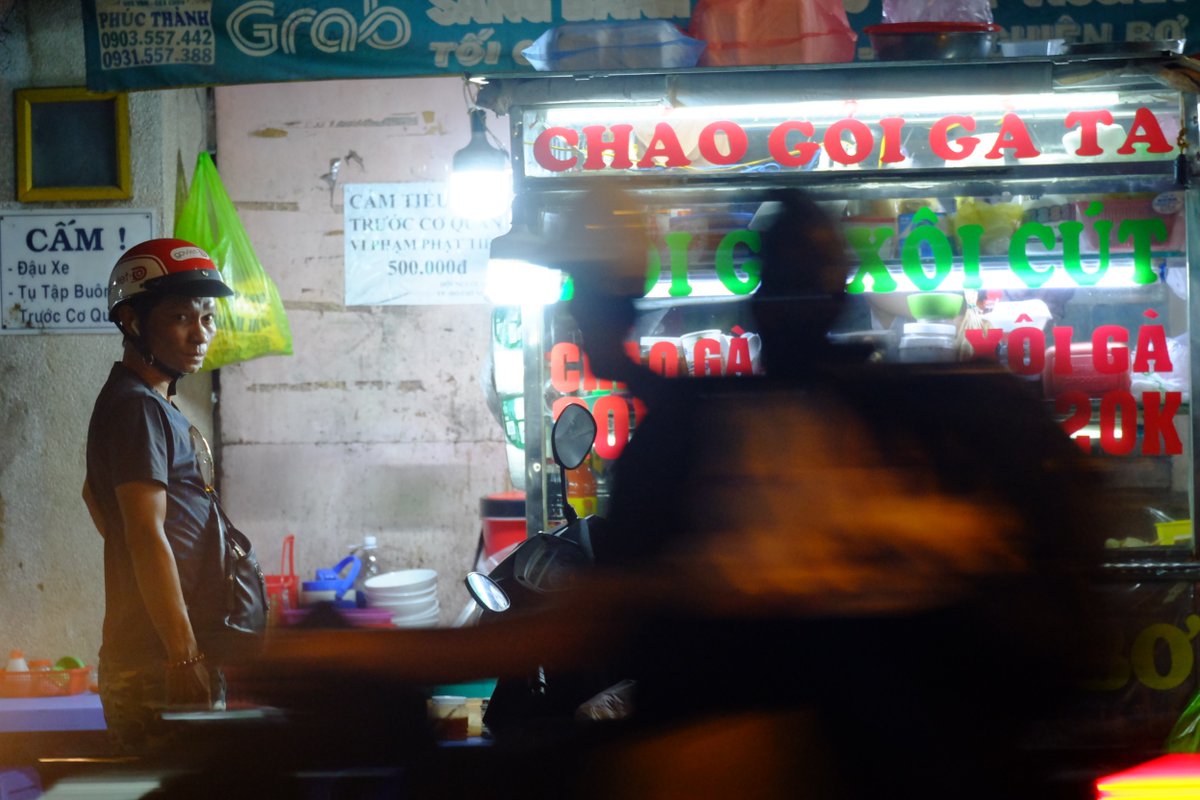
[1166,689,1200,752]
[174,152,293,371]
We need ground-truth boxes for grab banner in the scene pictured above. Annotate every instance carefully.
[81,0,1195,93]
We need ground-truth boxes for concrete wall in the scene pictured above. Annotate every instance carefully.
[0,0,510,666]
[0,0,210,665]
[212,79,509,623]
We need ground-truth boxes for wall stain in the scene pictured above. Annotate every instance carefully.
[248,381,348,393]
[284,113,421,129]
[246,380,423,393]
[335,113,419,127]
[283,301,344,313]
[250,127,288,138]
[234,201,300,212]
[353,380,424,392]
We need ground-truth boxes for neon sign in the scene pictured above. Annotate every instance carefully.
[531,108,1175,172]
[632,197,1181,299]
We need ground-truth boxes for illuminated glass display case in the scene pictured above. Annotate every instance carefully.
[476,53,1198,749]
[479,55,1195,534]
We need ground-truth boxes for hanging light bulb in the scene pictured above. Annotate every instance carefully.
[449,107,512,220]
[485,225,564,306]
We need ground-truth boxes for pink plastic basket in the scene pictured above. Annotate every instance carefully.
[0,667,92,698]
[282,608,395,629]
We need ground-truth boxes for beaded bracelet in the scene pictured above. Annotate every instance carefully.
[165,652,206,670]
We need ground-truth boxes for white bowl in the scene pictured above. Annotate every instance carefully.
[366,585,437,604]
[366,583,438,602]
[393,602,439,617]
[370,594,438,613]
[393,610,439,628]
[365,569,437,593]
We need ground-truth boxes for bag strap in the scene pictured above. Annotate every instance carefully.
[209,489,236,570]
[209,489,253,563]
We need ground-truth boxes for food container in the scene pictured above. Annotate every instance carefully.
[1042,343,1131,398]
[1156,519,1192,545]
[899,322,958,363]
[0,666,92,698]
[999,39,1064,56]
[866,22,999,60]
[906,292,963,321]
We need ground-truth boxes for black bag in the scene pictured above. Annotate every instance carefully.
[206,495,269,658]
[187,423,268,656]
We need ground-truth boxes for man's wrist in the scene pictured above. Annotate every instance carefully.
[165,652,205,670]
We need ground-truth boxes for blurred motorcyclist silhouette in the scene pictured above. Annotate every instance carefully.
[560,187,1107,799]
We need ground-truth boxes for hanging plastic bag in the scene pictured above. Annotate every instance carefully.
[522,20,704,71]
[882,0,993,24]
[174,152,293,371]
[688,0,857,67]
[1166,689,1200,752]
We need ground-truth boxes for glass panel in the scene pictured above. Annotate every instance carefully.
[528,188,1190,553]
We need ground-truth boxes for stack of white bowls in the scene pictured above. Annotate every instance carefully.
[363,569,439,627]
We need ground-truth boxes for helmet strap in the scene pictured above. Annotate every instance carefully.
[119,319,187,387]
[141,346,186,385]
[116,303,184,388]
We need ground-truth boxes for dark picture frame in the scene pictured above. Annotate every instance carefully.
[15,86,131,202]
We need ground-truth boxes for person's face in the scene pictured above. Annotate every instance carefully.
[143,295,218,374]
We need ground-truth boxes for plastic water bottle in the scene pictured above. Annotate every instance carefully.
[350,535,386,608]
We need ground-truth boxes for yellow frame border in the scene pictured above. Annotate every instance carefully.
[15,86,131,203]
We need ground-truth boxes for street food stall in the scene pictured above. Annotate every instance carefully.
[473,51,1200,758]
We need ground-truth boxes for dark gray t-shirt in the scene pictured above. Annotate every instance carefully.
[86,363,222,669]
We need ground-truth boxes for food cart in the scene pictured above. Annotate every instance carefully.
[475,51,1199,759]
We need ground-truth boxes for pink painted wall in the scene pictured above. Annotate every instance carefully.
[214,77,510,622]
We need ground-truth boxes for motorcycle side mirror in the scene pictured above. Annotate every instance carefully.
[551,404,597,523]
[551,403,597,471]
[465,571,511,613]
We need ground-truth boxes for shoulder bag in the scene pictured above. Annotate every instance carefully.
[207,492,269,657]
[188,422,269,657]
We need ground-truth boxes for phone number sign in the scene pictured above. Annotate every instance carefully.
[1,210,154,334]
[93,0,215,71]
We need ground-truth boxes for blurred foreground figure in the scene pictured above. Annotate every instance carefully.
[566,189,1106,799]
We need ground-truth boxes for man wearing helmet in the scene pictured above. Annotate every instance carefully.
[81,238,234,750]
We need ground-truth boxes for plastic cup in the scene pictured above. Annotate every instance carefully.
[429,695,468,740]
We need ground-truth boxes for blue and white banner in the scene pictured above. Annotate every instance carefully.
[82,0,691,91]
[82,0,1196,93]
